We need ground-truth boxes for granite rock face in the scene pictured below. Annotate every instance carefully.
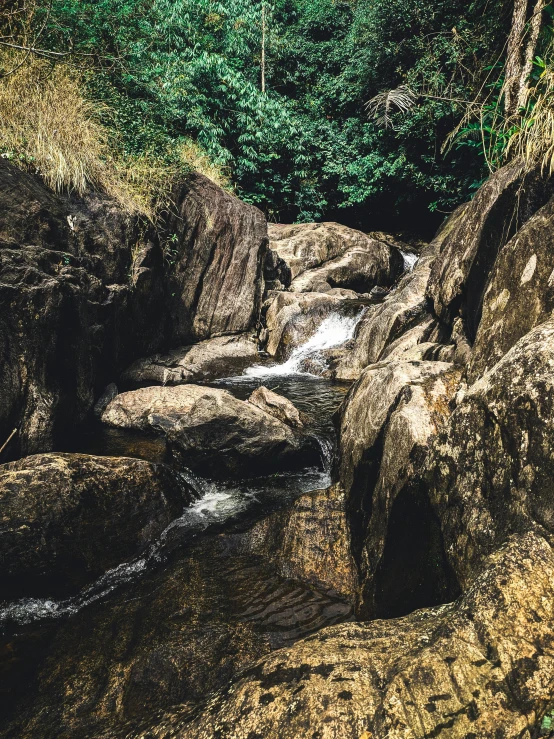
[102,385,321,477]
[165,173,267,343]
[339,360,460,618]
[0,453,196,597]
[469,194,554,381]
[428,318,554,587]
[0,193,164,455]
[427,162,553,340]
[0,163,267,456]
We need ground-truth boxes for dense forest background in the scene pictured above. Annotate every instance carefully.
[2,0,553,233]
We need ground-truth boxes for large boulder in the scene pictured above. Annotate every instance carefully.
[165,173,267,343]
[289,239,403,294]
[122,333,259,386]
[248,386,305,428]
[0,453,196,597]
[269,222,390,278]
[134,532,554,739]
[338,360,461,618]
[428,318,554,587]
[234,484,357,601]
[469,194,554,381]
[426,162,552,339]
[101,385,321,477]
[268,221,403,296]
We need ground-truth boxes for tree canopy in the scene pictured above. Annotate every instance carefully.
[3,0,550,233]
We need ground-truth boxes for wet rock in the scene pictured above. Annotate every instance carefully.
[234,484,357,601]
[165,173,268,343]
[135,532,554,739]
[338,360,461,618]
[428,317,554,587]
[102,385,321,478]
[289,239,403,294]
[248,386,305,428]
[0,453,196,597]
[469,194,554,381]
[427,162,553,339]
[264,290,347,359]
[122,334,259,386]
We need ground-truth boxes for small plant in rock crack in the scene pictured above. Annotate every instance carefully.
[162,233,180,268]
[538,709,554,737]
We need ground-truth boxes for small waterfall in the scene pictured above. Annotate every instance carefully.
[400,250,419,272]
[246,309,365,378]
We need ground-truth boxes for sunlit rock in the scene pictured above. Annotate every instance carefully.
[102,385,321,477]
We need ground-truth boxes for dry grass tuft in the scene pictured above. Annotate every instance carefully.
[0,51,229,220]
[506,68,554,175]
[0,52,112,195]
[176,139,231,190]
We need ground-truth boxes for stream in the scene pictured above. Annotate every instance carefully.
[0,309,366,726]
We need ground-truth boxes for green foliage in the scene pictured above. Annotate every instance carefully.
[25,0,513,226]
[452,5,554,175]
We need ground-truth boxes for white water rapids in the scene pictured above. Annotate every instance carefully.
[245,309,366,378]
[401,250,419,272]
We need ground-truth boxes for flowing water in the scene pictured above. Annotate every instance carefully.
[400,250,419,272]
[0,313,357,632]
[245,309,365,378]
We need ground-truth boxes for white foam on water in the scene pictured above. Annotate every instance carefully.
[0,556,149,626]
[401,250,419,272]
[0,486,251,626]
[245,309,365,378]
[188,490,236,517]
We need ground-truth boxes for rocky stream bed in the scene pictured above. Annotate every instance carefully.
[2,159,554,738]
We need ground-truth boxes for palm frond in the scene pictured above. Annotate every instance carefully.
[365,85,417,128]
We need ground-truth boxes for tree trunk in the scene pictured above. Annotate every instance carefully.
[504,0,544,116]
[261,2,266,93]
